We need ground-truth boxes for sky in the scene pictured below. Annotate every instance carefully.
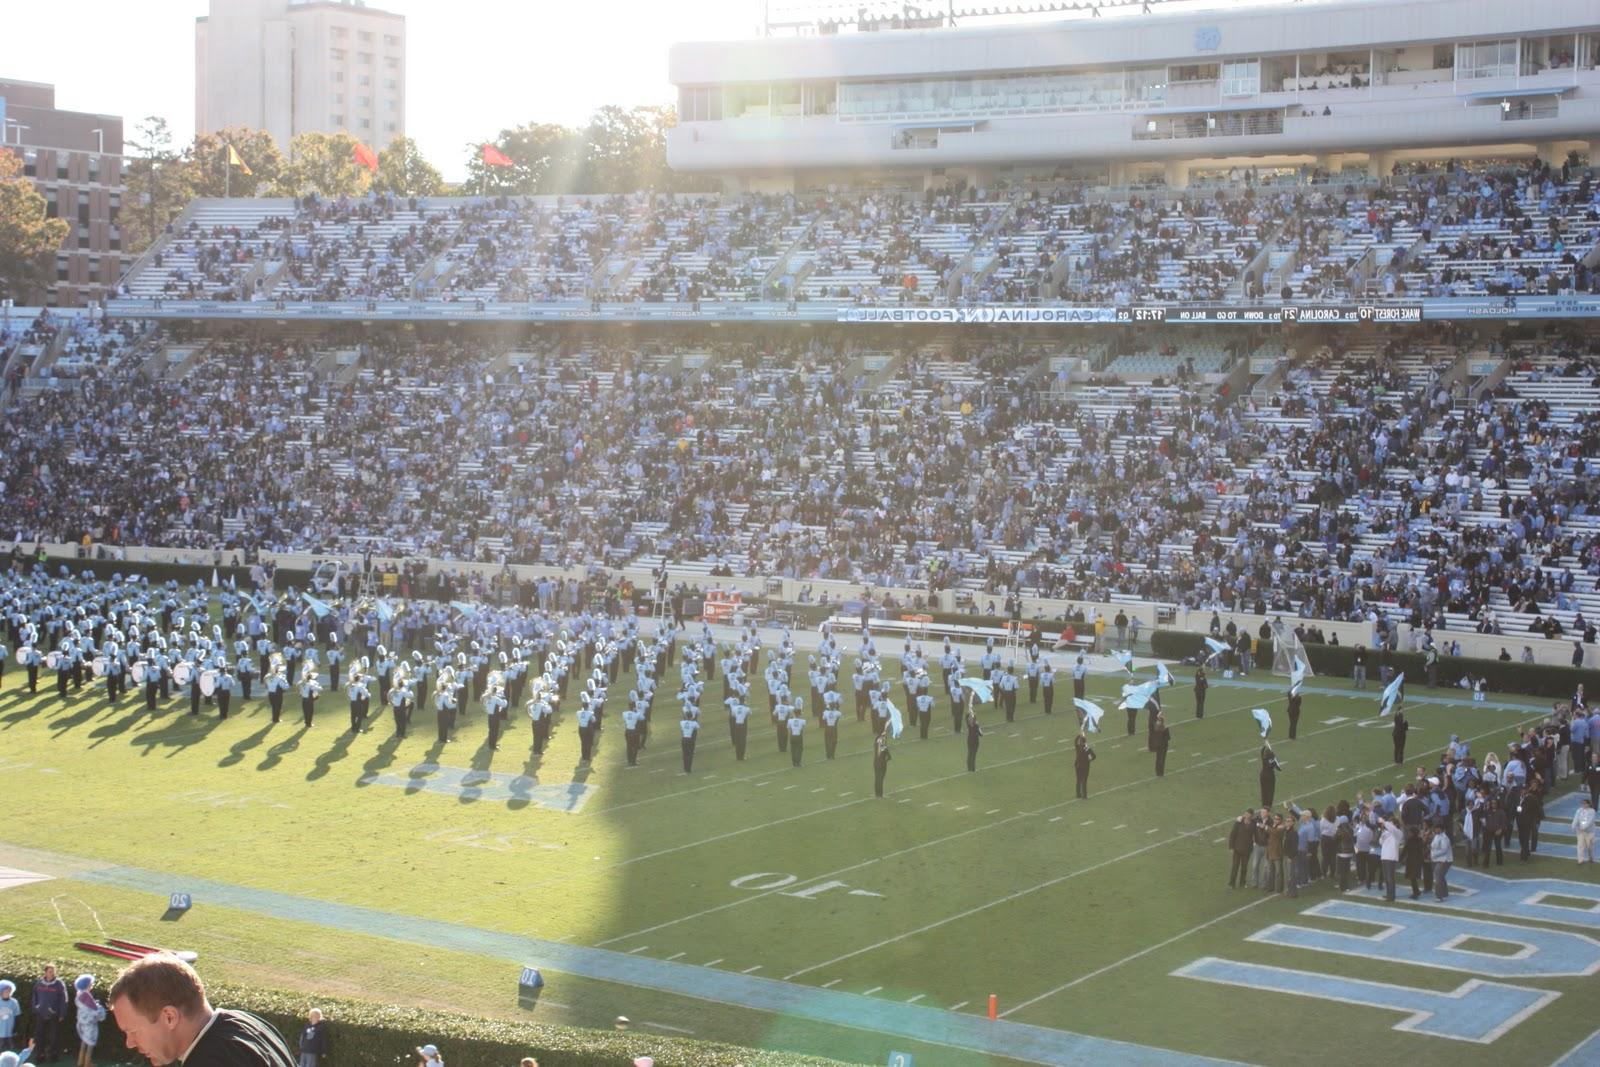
[3,0,758,181]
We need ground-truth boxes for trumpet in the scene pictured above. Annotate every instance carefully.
[298,659,323,696]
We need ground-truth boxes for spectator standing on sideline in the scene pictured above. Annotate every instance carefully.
[1573,798,1596,864]
[0,980,20,1051]
[108,952,295,1066]
[1379,816,1403,901]
[298,1009,327,1067]
[1227,810,1253,888]
[31,965,66,1063]
[1430,820,1454,899]
[73,974,106,1067]
[416,1045,443,1067]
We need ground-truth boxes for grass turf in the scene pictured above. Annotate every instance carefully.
[0,652,1595,1067]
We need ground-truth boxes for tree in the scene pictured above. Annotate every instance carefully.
[184,127,284,199]
[371,137,444,197]
[461,122,582,196]
[0,150,70,303]
[273,132,372,199]
[121,116,187,256]
[580,104,670,194]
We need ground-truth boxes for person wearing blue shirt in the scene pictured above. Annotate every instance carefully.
[1040,660,1055,716]
[679,715,700,773]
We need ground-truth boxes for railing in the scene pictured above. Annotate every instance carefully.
[1500,101,1561,121]
[1132,112,1284,141]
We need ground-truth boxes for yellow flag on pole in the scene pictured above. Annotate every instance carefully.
[227,144,252,175]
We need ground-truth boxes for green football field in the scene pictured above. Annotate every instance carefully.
[1,643,1598,1067]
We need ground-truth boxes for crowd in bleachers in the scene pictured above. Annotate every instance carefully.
[114,159,1600,311]
[4,316,1599,647]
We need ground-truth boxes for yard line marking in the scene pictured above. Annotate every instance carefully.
[1336,767,1346,772]
[642,1021,696,1035]
[1213,837,1227,844]
[782,711,1541,983]
[908,993,926,1003]
[665,951,685,961]
[1146,828,1159,835]
[999,896,1273,1018]
[954,805,969,811]
[1049,816,1063,823]
[628,945,650,954]
[898,798,912,804]
[812,787,825,793]
[1304,763,1317,769]
[741,964,762,974]
[1081,820,1094,826]
[949,1001,969,1011]
[985,809,1001,815]
[755,781,771,787]
[783,784,798,791]
[838,791,854,797]
[863,986,882,996]
[1113,824,1128,830]
[821,978,841,988]
[1033,736,1045,741]
[703,958,723,967]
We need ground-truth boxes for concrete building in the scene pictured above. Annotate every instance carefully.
[195,0,406,153]
[0,77,128,307]
[667,0,1600,190]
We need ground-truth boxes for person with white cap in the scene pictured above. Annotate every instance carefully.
[415,1044,443,1067]
[0,979,20,1052]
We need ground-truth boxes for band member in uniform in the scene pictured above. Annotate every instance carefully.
[389,661,414,739]
[482,669,507,750]
[1074,731,1095,799]
[1152,712,1171,776]
[787,710,805,767]
[576,700,598,762]
[1287,683,1303,740]
[1392,710,1409,765]
[1072,654,1087,701]
[623,704,642,765]
[236,638,257,701]
[346,661,372,734]
[873,728,891,797]
[915,688,933,739]
[434,664,459,744]
[1040,659,1055,715]
[679,713,700,773]
[22,636,41,694]
[729,699,750,760]
[823,702,842,759]
[297,659,322,727]
[264,653,289,723]
[215,658,235,720]
[1193,665,1208,718]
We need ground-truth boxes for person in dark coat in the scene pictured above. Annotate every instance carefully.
[109,952,295,1067]
[1073,731,1095,799]
[1392,711,1409,764]
[1259,743,1282,807]
[298,1008,328,1066]
[1227,810,1254,888]
[964,707,984,772]
[1193,666,1207,718]
[872,729,891,798]
[1152,712,1171,776]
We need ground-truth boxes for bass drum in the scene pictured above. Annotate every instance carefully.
[129,661,148,684]
[44,650,63,671]
[91,656,108,677]
[199,669,219,697]
[15,646,30,664]
[172,662,195,686]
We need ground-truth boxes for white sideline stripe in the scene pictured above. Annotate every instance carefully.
[908,993,925,1003]
[596,697,1283,947]
[999,896,1273,1018]
[781,709,1544,984]
[628,945,650,954]
[949,1001,969,1011]
[741,964,762,973]
[665,951,685,961]
[821,978,841,988]
[642,1021,696,1035]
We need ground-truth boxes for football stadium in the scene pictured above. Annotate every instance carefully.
[2,0,1600,1064]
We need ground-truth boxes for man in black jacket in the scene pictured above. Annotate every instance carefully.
[1228,810,1254,888]
[110,953,295,1066]
[1392,710,1409,764]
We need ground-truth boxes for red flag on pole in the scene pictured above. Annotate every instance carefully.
[353,142,379,171]
[482,144,514,167]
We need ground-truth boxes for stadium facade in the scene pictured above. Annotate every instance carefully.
[667,0,1600,190]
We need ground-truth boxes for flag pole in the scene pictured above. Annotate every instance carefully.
[225,144,230,199]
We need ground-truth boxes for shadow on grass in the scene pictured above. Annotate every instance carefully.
[354,732,404,788]
[48,694,114,736]
[306,727,356,782]
[218,721,276,767]
[257,725,308,771]
[130,712,223,758]
[86,702,157,748]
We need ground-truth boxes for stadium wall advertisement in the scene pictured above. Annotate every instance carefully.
[104,297,1598,324]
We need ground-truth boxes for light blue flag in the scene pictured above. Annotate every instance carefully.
[1073,698,1104,733]
[1289,656,1307,696]
[1119,678,1160,710]
[1155,661,1174,688]
[1379,671,1405,716]
[958,677,994,705]
[1204,636,1230,656]
[1112,649,1135,673]
[450,601,479,618]
[886,699,905,739]
[374,598,394,623]
[301,593,331,618]
[1252,707,1273,737]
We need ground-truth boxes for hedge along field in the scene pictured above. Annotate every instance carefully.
[0,954,858,1067]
